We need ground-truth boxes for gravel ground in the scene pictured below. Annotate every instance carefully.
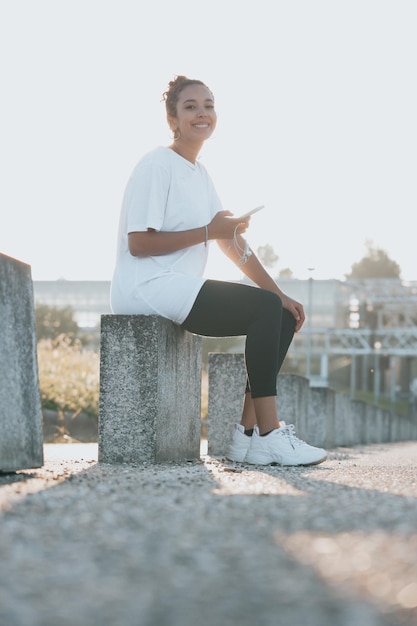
[1,441,417,626]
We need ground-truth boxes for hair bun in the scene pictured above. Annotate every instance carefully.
[171,75,188,85]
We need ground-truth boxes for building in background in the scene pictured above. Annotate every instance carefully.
[33,278,417,406]
[33,280,111,329]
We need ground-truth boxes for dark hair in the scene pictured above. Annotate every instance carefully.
[162,75,213,117]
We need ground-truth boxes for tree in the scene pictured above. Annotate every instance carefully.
[278,267,294,279]
[345,241,401,279]
[257,244,279,269]
[35,304,80,342]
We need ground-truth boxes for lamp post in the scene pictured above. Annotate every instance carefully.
[373,341,381,404]
[306,267,315,380]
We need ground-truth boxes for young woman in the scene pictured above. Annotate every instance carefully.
[110,75,326,466]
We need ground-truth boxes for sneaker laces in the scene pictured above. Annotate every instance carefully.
[279,423,305,449]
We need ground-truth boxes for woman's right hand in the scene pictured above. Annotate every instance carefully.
[208,211,250,240]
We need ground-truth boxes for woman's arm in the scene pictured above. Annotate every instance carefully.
[128,211,249,257]
[217,235,305,332]
[129,227,206,256]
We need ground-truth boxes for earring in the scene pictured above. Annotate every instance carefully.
[173,129,181,141]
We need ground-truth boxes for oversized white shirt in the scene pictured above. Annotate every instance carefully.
[110,146,223,324]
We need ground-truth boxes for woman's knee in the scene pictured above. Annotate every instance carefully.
[282,306,296,328]
[246,290,283,336]
[258,290,283,319]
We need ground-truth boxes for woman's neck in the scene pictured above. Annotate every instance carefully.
[169,140,202,164]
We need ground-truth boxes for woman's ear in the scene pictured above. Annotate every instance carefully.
[167,115,177,132]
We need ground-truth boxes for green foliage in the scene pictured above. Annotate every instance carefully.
[35,304,80,342]
[37,334,99,417]
[346,241,401,279]
[278,267,294,279]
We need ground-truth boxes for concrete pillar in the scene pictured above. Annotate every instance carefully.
[351,399,367,445]
[207,353,312,456]
[308,386,336,448]
[334,393,353,446]
[277,374,310,436]
[206,352,409,455]
[0,253,43,472]
[98,315,202,464]
[207,353,246,456]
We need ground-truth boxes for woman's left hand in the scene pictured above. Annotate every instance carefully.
[280,294,305,333]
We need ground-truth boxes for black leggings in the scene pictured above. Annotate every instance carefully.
[181,280,295,398]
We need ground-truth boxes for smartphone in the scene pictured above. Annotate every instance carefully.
[234,205,264,220]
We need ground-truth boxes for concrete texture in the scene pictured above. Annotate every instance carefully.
[0,253,43,472]
[207,352,247,455]
[1,441,417,625]
[98,315,202,464]
[307,386,335,447]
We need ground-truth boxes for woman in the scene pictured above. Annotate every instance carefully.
[111,75,326,466]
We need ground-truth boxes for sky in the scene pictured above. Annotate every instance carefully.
[1,0,416,284]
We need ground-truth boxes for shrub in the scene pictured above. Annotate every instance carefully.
[37,334,99,417]
[35,304,80,342]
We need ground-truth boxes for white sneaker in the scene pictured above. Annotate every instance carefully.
[226,423,252,462]
[245,422,327,466]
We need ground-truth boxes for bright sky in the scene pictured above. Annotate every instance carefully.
[1,0,416,283]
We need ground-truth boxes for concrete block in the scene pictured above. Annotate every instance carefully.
[308,387,336,448]
[98,315,202,464]
[207,354,315,456]
[405,418,413,441]
[394,415,404,441]
[379,409,391,443]
[206,352,413,453]
[207,353,246,456]
[372,408,383,443]
[351,399,367,445]
[389,412,401,442]
[277,374,310,436]
[398,416,412,441]
[334,393,354,447]
[409,417,417,440]
[365,404,380,444]
[0,253,43,472]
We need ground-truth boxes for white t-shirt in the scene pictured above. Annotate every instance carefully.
[110,146,223,324]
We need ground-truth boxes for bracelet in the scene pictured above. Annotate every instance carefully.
[204,225,208,248]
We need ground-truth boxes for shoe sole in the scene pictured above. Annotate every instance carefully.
[246,455,327,467]
[226,454,248,462]
[226,445,250,463]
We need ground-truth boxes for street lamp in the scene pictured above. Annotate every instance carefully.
[306,267,315,379]
[373,341,381,404]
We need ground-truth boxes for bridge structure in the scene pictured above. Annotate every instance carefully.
[293,326,417,407]
[291,279,417,405]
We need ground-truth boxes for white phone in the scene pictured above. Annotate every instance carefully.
[234,205,264,220]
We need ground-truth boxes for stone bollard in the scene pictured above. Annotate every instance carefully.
[276,373,310,436]
[207,353,247,456]
[98,315,202,464]
[207,353,312,456]
[0,253,43,472]
[206,352,413,456]
[307,386,336,448]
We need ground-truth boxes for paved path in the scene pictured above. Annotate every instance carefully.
[1,441,417,626]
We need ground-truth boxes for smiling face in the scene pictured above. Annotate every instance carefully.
[168,84,217,145]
